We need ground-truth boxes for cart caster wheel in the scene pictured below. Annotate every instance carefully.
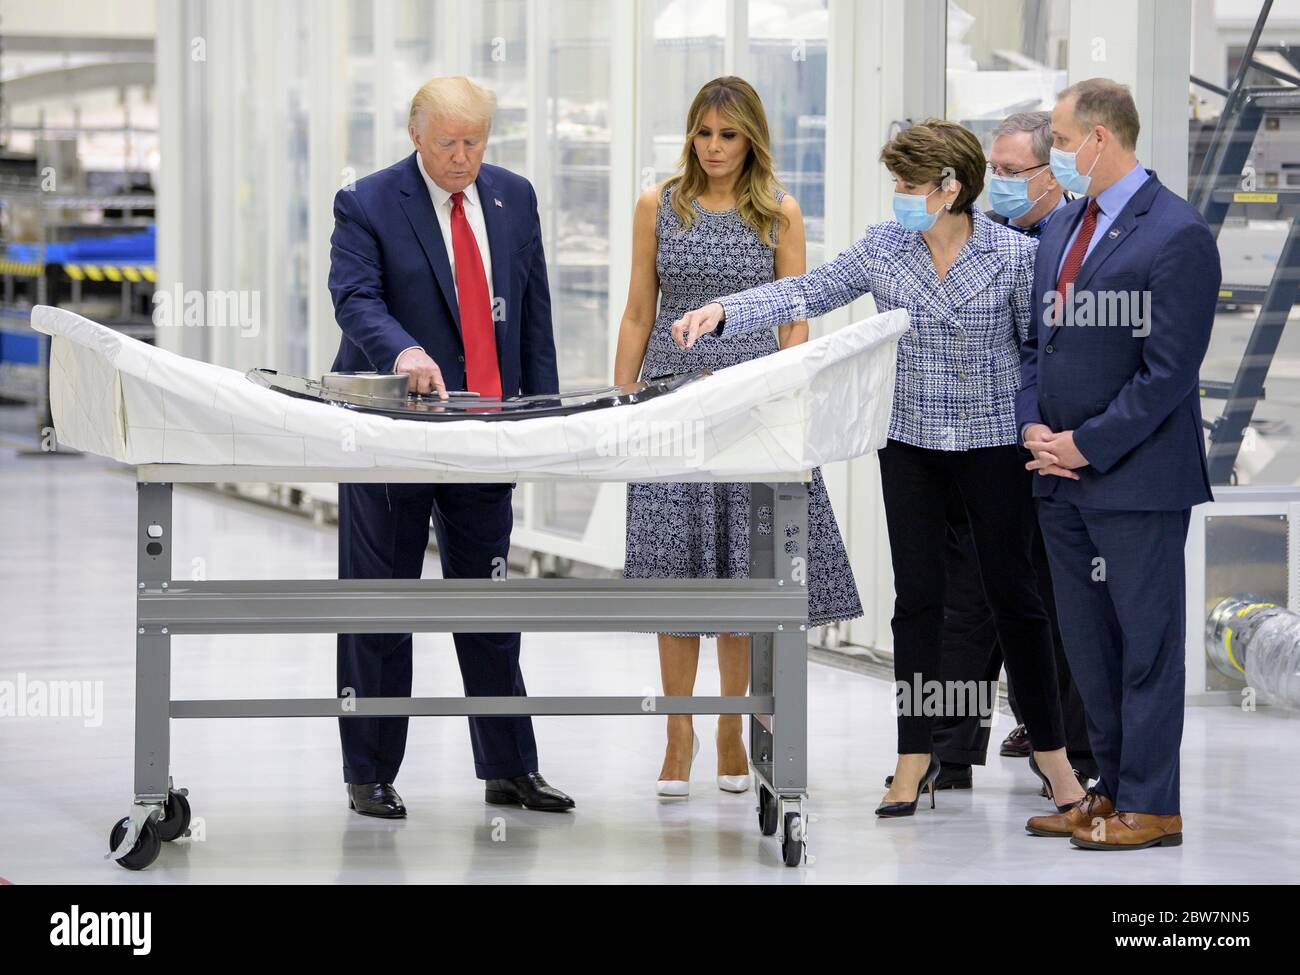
[758,785,778,836]
[156,790,191,842]
[781,811,804,867]
[108,817,161,870]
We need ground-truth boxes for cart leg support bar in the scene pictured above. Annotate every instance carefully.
[113,475,813,868]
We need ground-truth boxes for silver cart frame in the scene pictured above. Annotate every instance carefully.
[109,465,812,869]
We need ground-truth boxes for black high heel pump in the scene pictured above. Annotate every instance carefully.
[1028,753,1087,813]
[876,755,941,818]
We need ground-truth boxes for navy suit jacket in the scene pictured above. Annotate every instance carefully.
[1015,171,1221,511]
[328,153,558,396]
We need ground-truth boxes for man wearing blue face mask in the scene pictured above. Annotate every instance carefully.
[986,111,1071,238]
[1018,78,1220,850]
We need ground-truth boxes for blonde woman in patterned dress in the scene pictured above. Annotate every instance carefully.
[613,77,862,798]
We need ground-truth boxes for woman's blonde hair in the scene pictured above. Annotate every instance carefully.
[408,76,497,132]
[664,76,786,247]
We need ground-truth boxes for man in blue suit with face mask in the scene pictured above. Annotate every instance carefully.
[1017,79,1220,850]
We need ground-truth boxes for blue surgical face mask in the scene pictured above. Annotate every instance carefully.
[892,185,942,232]
[988,169,1050,219]
[1049,131,1102,196]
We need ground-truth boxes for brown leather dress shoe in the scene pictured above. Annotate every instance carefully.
[1025,789,1114,837]
[1071,811,1183,850]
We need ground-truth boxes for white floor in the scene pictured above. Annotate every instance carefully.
[2,428,1298,884]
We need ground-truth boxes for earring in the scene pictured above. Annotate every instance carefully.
[944,202,952,210]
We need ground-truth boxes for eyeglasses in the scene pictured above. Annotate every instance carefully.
[986,162,1049,179]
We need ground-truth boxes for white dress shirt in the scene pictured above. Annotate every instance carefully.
[394,154,495,371]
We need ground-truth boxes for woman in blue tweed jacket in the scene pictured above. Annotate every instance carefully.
[671,119,1085,820]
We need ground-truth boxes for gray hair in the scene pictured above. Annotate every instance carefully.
[991,111,1052,165]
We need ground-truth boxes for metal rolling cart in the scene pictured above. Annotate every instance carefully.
[109,465,814,870]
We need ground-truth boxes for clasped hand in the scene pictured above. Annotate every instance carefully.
[1023,424,1088,479]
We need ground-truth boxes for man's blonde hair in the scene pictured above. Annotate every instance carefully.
[408,76,497,132]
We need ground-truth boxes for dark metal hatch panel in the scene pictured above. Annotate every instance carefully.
[246,368,711,421]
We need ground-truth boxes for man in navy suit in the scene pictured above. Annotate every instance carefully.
[328,76,573,817]
[1017,79,1220,849]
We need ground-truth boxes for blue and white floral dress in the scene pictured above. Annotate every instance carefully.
[623,183,863,636]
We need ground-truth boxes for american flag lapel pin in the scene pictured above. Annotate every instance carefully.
[494,198,503,208]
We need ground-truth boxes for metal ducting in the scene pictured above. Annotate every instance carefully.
[1206,595,1300,707]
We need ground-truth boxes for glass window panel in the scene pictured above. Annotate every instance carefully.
[643,0,727,184]
[1190,5,1300,486]
[282,0,311,376]
[546,0,613,389]
[533,0,613,538]
[945,0,1071,140]
[346,0,376,176]
[234,1,267,339]
[748,0,829,257]
[471,0,529,176]
[389,0,439,164]
[945,1,1070,218]
[538,480,600,538]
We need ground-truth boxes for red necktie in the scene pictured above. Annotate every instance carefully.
[1053,198,1101,325]
[449,191,502,398]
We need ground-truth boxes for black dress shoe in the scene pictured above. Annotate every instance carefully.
[485,771,575,812]
[884,763,972,791]
[347,782,406,818]
[1000,724,1031,758]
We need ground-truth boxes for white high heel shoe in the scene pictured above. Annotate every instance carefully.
[716,733,752,793]
[656,733,700,798]
[717,772,752,794]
